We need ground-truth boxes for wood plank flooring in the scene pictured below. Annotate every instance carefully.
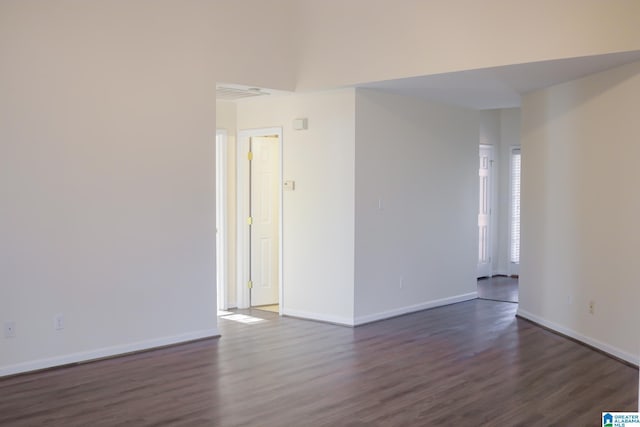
[0,300,637,426]
[478,276,519,303]
[252,304,279,313]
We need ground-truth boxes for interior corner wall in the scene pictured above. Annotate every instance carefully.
[216,100,238,308]
[235,89,356,325]
[519,60,640,365]
[353,89,479,324]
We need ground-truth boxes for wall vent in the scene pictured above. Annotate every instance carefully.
[216,85,269,101]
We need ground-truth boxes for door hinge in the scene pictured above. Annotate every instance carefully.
[247,280,253,289]
[247,151,253,161]
[247,216,253,225]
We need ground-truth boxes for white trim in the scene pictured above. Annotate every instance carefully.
[282,308,355,327]
[236,127,283,310]
[216,129,228,310]
[354,292,478,326]
[516,308,639,366]
[278,133,283,316]
[0,329,220,378]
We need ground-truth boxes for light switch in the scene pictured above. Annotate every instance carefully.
[283,180,295,191]
[293,118,308,130]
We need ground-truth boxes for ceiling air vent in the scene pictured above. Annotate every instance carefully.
[216,85,268,101]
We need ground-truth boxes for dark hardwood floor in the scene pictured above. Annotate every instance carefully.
[0,300,637,426]
[478,276,519,303]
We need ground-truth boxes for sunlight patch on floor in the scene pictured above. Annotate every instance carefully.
[253,304,279,313]
[219,314,267,324]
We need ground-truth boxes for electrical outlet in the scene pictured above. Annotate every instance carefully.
[589,301,595,315]
[54,314,64,331]
[4,321,16,338]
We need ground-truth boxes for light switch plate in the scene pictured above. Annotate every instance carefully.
[283,180,295,191]
[293,118,308,130]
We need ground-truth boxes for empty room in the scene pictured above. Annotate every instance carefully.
[1,1,639,425]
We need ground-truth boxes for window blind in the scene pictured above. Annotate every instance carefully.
[511,149,521,264]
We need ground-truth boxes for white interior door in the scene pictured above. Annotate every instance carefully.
[250,136,280,306]
[477,145,493,278]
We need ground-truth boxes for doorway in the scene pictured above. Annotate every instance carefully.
[237,128,283,313]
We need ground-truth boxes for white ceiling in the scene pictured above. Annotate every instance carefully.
[358,50,640,110]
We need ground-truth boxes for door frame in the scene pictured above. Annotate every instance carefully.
[236,127,283,312]
[216,129,228,310]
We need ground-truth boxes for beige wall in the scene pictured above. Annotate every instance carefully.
[215,0,296,90]
[354,89,479,323]
[3,0,639,377]
[296,0,640,90]
[0,0,297,375]
[519,60,640,364]
[215,100,238,308]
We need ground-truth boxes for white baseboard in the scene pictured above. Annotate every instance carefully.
[0,328,220,378]
[354,292,478,326]
[516,308,639,366]
[282,308,355,327]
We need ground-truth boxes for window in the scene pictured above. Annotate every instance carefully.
[510,148,521,264]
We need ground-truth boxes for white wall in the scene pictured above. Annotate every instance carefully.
[0,0,298,376]
[216,100,238,308]
[215,0,296,90]
[295,0,640,90]
[498,109,521,276]
[353,89,479,324]
[519,60,640,365]
[236,90,356,325]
